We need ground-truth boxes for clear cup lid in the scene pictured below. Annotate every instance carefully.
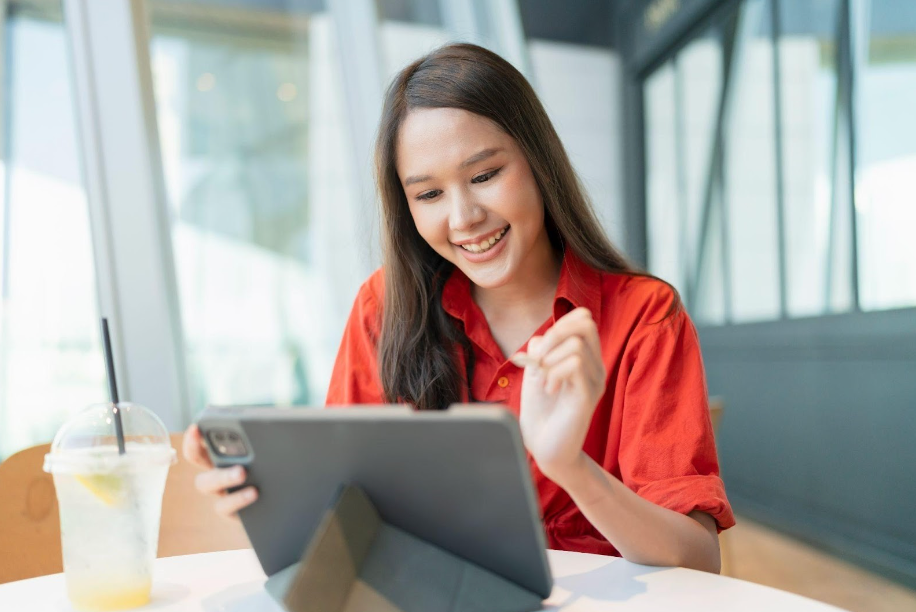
[43,402,176,474]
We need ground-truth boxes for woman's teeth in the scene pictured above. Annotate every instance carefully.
[459,227,508,253]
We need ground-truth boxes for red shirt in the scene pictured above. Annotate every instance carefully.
[326,250,735,555]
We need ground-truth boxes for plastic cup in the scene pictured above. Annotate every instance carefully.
[43,403,176,612]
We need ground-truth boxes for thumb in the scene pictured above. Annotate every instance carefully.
[182,424,213,469]
[527,336,543,360]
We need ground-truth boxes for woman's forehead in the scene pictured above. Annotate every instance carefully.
[396,108,511,173]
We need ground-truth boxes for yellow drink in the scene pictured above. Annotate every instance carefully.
[44,403,176,612]
[50,446,171,612]
[66,573,152,612]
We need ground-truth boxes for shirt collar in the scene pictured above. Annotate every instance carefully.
[553,247,602,319]
[441,247,602,332]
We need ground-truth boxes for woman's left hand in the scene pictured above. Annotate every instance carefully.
[517,307,606,486]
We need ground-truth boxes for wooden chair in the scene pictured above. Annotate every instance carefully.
[0,433,249,584]
[709,396,724,439]
[0,442,61,584]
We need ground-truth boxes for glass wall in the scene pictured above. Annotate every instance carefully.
[644,63,682,293]
[779,0,842,317]
[0,0,105,459]
[147,0,360,410]
[724,1,781,323]
[679,26,724,322]
[854,0,916,311]
[645,23,729,325]
[644,0,916,325]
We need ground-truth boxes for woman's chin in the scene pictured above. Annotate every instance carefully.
[458,258,514,290]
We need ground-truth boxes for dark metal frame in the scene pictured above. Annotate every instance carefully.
[842,0,861,312]
[770,0,788,319]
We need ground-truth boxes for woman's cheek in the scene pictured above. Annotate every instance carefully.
[411,207,451,253]
[495,169,535,214]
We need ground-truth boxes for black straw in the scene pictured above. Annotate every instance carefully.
[101,318,126,455]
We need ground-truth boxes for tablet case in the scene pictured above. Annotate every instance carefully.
[198,406,551,611]
[266,485,543,612]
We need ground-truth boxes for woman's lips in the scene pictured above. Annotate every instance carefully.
[455,226,510,263]
[455,225,509,253]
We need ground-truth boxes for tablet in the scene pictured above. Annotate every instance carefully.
[197,405,553,599]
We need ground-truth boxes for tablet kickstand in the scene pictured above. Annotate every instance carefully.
[266,484,544,612]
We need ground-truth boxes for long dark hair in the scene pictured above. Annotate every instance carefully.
[376,43,666,410]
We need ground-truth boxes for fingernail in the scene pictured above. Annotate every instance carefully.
[528,337,541,356]
[245,488,257,500]
[230,466,243,480]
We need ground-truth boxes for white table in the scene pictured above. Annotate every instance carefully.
[0,549,848,611]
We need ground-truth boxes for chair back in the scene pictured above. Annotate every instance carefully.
[0,442,60,584]
[709,395,725,437]
[0,433,249,584]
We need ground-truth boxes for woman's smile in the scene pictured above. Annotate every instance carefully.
[454,225,510,254]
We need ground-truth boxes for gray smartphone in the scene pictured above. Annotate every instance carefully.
[197,404,553,599]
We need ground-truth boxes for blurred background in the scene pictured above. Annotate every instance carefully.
[0,0,912,609]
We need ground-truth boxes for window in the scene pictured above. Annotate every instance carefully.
[855,0,916,311]
[644,63,683,294]
[679,27,724,306]
[778,0,843,317]
[643,0,916,326]
[0,1,104,458]
[644,23,730,324]
[148,0,362,410]
[724,1,781,323]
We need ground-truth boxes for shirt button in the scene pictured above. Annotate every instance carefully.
[497,376,510,388]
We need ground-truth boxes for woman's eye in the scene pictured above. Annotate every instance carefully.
[472,169,500,184]
[416,190,441,201]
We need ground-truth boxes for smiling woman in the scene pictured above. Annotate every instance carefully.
[332,43,731,570]
[185,42,734,574]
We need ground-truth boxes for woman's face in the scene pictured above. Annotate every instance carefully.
[396,107,552,289]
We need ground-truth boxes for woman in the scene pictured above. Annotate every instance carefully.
[184,43,734,573]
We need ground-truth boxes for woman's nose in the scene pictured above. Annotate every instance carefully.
[448,189,486,231]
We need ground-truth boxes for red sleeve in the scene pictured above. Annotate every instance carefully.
[325,271,385,406]
[618,286,735,532]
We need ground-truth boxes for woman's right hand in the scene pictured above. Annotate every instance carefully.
[182,424,258,520]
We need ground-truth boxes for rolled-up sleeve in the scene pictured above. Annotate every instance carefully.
[618,306,735,532]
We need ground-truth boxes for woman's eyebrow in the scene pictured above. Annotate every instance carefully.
[404,174,432,187]
[460,147,503,168]
[403,147,504,187]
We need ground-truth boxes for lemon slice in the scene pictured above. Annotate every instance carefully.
[74,474,124,506]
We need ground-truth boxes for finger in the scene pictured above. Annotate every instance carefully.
[531,310,601,366]
[533,308,598,359]
[183,424,213,470]
[525,336,546,365]
[544,354,591,395]
[213,486,258,519]
[194,465,247,496]
[554,308,602,362]
[540,336,603,386]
